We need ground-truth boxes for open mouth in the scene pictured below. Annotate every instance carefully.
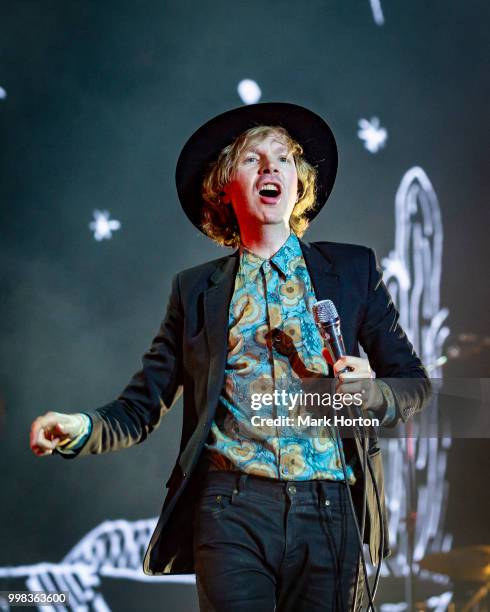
[258,183,281,199]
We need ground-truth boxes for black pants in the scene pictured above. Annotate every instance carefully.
[193,471,364,612]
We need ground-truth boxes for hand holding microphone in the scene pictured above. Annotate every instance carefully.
[313,299,385,411]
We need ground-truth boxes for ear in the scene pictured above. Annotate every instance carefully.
[220,189,231,206]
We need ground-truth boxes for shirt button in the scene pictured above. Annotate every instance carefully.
[325,500,330,506]
[288,485,297,495]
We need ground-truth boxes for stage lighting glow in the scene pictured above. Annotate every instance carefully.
[89,209,121,241]
[358,116,388,153]
[237,79,262,105]
[0,86,6,99]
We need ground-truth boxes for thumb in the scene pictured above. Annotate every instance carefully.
[53,423,70,439]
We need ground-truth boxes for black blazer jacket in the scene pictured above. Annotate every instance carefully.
[59,238,430,575]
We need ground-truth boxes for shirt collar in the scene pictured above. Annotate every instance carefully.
[239,233,302,279]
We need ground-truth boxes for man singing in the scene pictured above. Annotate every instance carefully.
[30,103,430,611]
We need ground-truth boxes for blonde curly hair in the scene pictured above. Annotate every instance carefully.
[201,125,318,248]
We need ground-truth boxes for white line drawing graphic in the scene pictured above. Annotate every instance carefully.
[379,167,451,592]
[358,116,388,153]
[1,168,450,609]
[0,519,195,611]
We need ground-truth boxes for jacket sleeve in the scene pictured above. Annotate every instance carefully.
[358,248,431,425]
[55,273,184,458]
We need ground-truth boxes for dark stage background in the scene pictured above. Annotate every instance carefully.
[1,1,489,610]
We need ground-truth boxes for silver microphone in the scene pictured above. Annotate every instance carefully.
[312,300,351,376]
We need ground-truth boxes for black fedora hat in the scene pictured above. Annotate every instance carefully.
[175,102,338,234]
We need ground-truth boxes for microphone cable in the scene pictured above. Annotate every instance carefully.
[350,412,368,611]
[332,421,376,611]
[312,299,385,610]
[331,393,387,612]
[350,401,386,608]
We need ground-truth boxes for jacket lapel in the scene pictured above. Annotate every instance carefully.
[203,251,240,420]
[299,239,341,311]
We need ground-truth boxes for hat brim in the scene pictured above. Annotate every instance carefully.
[175,102,338,235]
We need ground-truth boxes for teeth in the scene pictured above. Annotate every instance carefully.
[259,183,280,195]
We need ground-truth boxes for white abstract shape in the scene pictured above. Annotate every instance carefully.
[441,533,453,552]
[382,167,448,370]
[358,117,388,153]
[379,166,451,588]
[0,519,195,611]
[382,256,410,291]
[426,591,453,611]
[370,0,385,25]
[0,562,100,612]
[0,87,6,100]
[89,210,121,241]
[237,79,262,105]
[60,518,196,584]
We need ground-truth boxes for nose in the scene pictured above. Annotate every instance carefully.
[259,156,279,174]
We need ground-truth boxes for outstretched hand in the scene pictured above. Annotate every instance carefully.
[30,411,87,457]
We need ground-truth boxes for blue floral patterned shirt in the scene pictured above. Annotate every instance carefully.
[203,232,356,482]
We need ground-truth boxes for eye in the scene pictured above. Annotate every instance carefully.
[243,156,258,163]
[279,156,289,162]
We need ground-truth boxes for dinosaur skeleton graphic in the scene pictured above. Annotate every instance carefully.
[1,167,451,610]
